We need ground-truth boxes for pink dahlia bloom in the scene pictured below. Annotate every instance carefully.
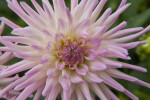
[0,0,150,100]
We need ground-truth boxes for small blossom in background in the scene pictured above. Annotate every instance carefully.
[0,0,150,100]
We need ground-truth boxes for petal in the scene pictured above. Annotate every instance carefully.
[42,78,57,96]
[123,89,139,100]
[101,58,122,68]
[109,27,144,39]
[103,21,127,38]
[119,41,147,49]
[62,69,70,79]
[55,33,66,44]
[90,0,107,23]
[0,17,20,29]
[25,64,43,76]
[70,72,84,83]
[89,61,107,71]
[83,72,103,83]
[47,84,61,100]
[76,64,88,75]
[99,83,119,100]
[16,79,45,100]
[84,49,97,61]
[75,86,85,100]
[59,77,71,91]
[86,38,101,49]
[55,59,66,70]
[104,3,131,29]
[99,72,125,92]
[79,82,93,100]
[93,8,112,27]
[47,68,59,78]
[113,25,150,43]
[90,84,107,100]
[121,62,147,72]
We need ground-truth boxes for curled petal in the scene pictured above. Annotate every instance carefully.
[55,59,66,70]
[84,49,97,61]
[76,64,88,75]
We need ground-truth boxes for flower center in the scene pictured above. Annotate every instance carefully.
[56,37,85,65]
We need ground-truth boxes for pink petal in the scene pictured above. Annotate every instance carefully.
[16,79,45,100]
[89,61,107,71]
[33,87,43,100]
[0,17,20,29]
[104,3,131,29]
[70,72,84,83]
[103,21,127,38]
[90,0,107,23]
[84,49,97,61]
[59,77,71,91]
[119,41,147,49]
[93,8,112,27]
[83,72,103,83]
[42,78,57,96]
[75,64,88,75]
[47,68,59,78]
[75,86,85,100]
[114,25,150,42]
[47,84,61,100]
[99,72,125,92]
[79,82,93,100]
[122,62,147,72]
[25,64,43,76]
[55,59,66,70]
[90,84,107,100]
[123,89,139,100]
[86,38,101,49]
[101,58,122,68]
[99,83,120,100]
[109,27,144,39]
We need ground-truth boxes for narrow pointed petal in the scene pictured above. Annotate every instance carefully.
[114,25,150,42]
[79,83,93,100]
[90,84,108,100]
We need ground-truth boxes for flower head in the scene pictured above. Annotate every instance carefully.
[0,0,150,100]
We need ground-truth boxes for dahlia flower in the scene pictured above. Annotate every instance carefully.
[0,0,150,100]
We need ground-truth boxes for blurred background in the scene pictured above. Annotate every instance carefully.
[0,0,150,100]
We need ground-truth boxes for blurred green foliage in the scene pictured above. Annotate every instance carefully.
[0,0,150,100]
